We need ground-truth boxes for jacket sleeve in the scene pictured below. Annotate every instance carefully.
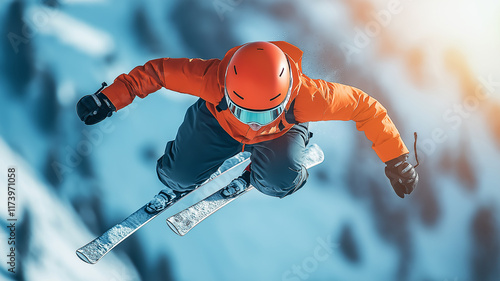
[101,58,220,110]
[295,76,409,162]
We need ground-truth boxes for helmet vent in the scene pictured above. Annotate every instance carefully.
[257,48,264,50]
[233,91,244,100]
[233,65,238,75]
[279,67,285,77]
[270,93,281,101]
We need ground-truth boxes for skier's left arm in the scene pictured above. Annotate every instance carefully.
[295,77,418,198]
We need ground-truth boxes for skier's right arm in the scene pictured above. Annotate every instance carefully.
[76,58,220,125]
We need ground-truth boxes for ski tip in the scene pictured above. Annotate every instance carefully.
[303,143,325,167]
[76,249,97,264]
[166,218,186,236]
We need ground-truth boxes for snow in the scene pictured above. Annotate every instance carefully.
[0,138,140,281]
[1,0,499,280]
[27,5,114,57]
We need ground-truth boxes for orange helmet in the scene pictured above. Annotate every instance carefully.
[225,42,292,126]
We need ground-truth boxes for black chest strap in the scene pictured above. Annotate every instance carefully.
[216,97,228,112]
[284,99,298,124]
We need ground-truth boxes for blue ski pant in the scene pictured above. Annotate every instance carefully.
[156,99,310,198]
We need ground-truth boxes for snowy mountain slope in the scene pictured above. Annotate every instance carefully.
[0,138,140,281]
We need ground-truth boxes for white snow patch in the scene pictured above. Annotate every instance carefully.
[56,80,76,106]
[27,6,114,57]
[0,138,140,281]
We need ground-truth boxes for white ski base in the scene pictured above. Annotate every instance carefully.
[76,202,170,264]
[76,154,250,264]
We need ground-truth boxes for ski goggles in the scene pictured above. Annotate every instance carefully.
[226,97,285,126]
[225,75,293,126]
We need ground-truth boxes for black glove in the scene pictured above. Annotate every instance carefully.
[385,154,418,198]
[76,85,116,125]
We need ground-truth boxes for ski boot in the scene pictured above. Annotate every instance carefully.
[146,187,181,213]
[221,164,251,198]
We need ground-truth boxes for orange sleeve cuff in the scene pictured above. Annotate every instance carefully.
[373,136,409,163]
[101,81,133,111]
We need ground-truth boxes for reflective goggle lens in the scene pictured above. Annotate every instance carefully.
[227,100,283,126]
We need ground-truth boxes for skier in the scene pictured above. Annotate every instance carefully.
[76,41,418,212]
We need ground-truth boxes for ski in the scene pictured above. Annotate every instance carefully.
[76,155,250,264]
[166,143,324,236]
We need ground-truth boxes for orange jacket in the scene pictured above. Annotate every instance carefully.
[102,41,408,162]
